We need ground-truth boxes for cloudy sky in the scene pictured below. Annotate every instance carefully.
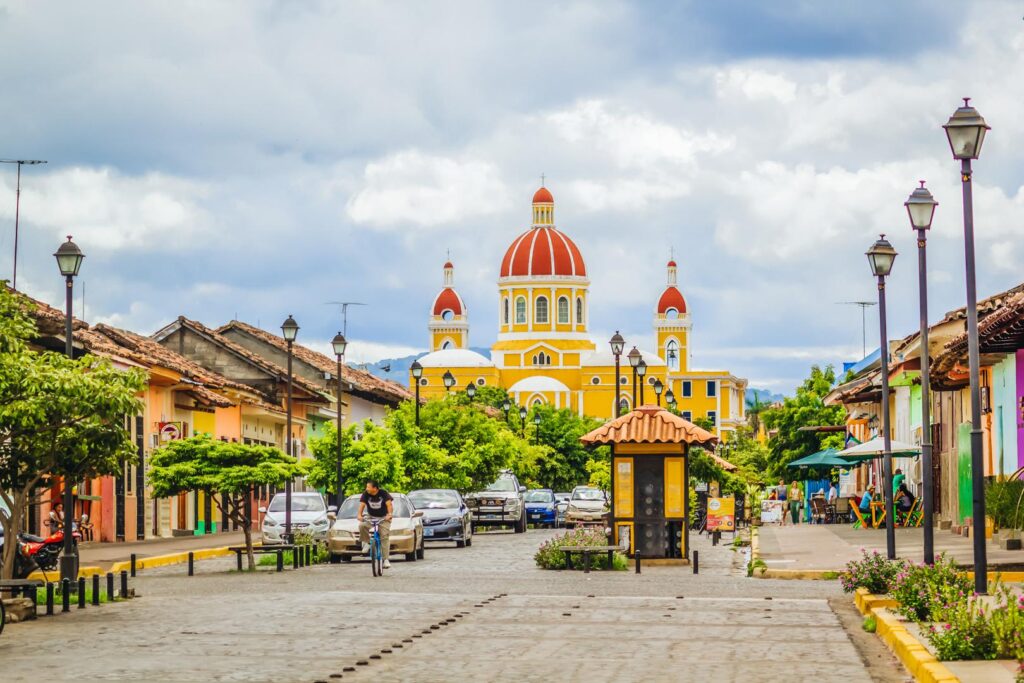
[2,1,1022,393]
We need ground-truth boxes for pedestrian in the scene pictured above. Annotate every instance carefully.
[788,481,802,525]
[893,468,905,494]
[775,479,787,526]
[48,502,65,533]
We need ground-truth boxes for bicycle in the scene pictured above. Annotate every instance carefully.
[366,517,384,577]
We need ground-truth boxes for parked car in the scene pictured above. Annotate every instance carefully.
[554,492,571,528]
[524,489,557,528]
[260,492,330,544]
[326,493,425,563]
[565,486,610,528]
[408,489,473,547]
[464,471,527,533]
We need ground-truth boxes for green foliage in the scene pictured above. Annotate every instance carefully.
[585,456,610,492]
[534,527,626,571]
[839,549,907,594]
[926,598,996,661]
[988,585,1024,661]
[986,479,1024,530]
[760,365,846,479]
[530,404,608,492]
[821,571,839,580]
[691,416,714,431]
[862,615,877,633]
[724,427,772,487]
[891,555,973,622]
[746,557,767,577]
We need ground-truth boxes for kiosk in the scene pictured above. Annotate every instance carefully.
[581,405,717,561]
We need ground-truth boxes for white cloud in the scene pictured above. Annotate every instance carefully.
[714,67,799,103]
[305,338,422,365]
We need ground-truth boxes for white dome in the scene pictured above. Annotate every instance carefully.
[508,376,571,393]
[416,348,493,368]
[580,348,665,367]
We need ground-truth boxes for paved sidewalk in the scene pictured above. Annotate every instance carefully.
[78,531,248,569]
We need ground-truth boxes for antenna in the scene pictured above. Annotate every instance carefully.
[836,301,877,359]
[324,301,366,336]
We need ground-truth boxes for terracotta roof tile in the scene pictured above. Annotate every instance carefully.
[580,405,718,449]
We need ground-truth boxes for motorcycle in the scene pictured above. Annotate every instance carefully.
[0,523,82,580]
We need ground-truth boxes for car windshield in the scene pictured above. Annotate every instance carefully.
[268,495,325,513]
[486,477,518,492]
[338,495,411,519]
[524,491,553,503]
[555,493,571,501]
[571,489,605,501]
[408,490,460,509]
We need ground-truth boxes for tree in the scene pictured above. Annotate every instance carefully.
[760,365,846,479]
[149,435,300,569]
[531,404,607,492]
[0,288,145,579]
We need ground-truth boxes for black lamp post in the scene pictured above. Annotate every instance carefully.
[466,382,477,400]
[610,331,625,417]
[867,235,897,560]
[944,98,991,593]
[665,387,675,411]
[518,406,527,437]
[410,360,423,426]
[280,315,299,543]
[331,332,347,507]
[636,359,647,405]
[54,235,84,587]
[533,412,541,446]
[442,370,456,393]
[502,398,511,423]
[627,346,641,408]
[653,379,664,407]
[906,181,938,565]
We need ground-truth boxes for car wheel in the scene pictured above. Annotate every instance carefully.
[416,537,425,560]
[329,553,342,564]
[514,511,527,534]
[405,549,417,562]
[456,524,467,548]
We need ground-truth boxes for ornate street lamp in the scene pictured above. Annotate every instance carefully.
[518,405,527,437]
[331,332,347,507]
[866,236,897,560]
[653,379,664,407]
[502,398,511,423]
[410,360,423,426]
[610,331,625,417]
[442,370,456,393]
[533,412,542,445]
[906,181,938,565]
[665,387,675,409]
[636,359,648,405]
[627,347,641,408]
[944,98,991,593]
[466,382,477,399]
[54,235,83,586]
[280,315,299,543]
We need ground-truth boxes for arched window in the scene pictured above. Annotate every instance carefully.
[665,307,678,319]
[666,340,679,371]
[441,309,454,321]
[442,340,453,350]
[515,297,526,324]
[535,296,549,324]
[533,398,543,407]
[576,297,584,325]
[503,297,509,325]
[618,398,630,414]
[557,296,569,324]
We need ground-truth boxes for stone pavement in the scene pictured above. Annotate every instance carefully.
[758,523,1020,571]
[0,528,898,682]
[77,530,248,569]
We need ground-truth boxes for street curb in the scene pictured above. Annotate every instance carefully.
[108,546,237,573]
[749,527,838,580]
[27,565,103,582]
[854,589,958,683]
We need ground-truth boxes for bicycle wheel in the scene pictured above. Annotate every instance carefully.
[371,537,383,577]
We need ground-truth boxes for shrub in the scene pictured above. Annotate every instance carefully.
[839,549,907,595]
[534,527,626,571]
[891,555,973,622]
[986,479,1024,531]
[862,615,876,633]
[989,585,1024,661]
[926,597,996,661]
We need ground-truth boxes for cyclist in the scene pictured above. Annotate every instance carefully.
[358,480,393,569]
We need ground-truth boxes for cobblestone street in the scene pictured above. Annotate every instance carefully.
[0,530,894,682]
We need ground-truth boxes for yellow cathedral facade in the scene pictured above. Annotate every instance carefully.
[410,186,747,439]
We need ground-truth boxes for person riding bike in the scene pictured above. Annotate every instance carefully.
[358,480,394,569]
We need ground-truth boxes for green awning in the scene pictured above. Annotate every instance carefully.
[787,448,848,468]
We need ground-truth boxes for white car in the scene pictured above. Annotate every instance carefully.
[565,486,610,527]
[260,492,330,544]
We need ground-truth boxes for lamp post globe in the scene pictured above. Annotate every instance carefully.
[532,411,541,445]
[609,332,625,356]
[442,370,456,392]
[627,346,641,368]
[866,234,897,278]
[943,98,989,161]
[610,331,625,417]
[54,235,84,277]
[905,181,938,231]
[466,382,477,399]
[331,332,347,356]
[410,360,423,379]
[280,315,299,342]
[653,379,664,406]
[502,398,511,423]
[665,388,675,408]
[518,405,527,437]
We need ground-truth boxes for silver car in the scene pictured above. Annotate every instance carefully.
[565,486,609,528]
[260,492,330,543]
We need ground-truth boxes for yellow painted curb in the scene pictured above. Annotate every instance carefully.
[968,570,1024,583]
[857,595,959,683]
[27,565,103,582]
[760,568,839,580]
[108,546,236,574]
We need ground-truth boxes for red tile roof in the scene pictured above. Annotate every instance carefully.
[580,405,718,449]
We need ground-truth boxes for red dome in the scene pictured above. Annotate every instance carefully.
[667,259,677,267]
[432,288,465,316]
[443,261,453,269]
[500,227,586,278]
[657,286,687,315]
[532,187,553,203]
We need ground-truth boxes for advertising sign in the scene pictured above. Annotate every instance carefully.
[706,497,735,532]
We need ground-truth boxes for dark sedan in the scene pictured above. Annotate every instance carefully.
[408,489,473,548]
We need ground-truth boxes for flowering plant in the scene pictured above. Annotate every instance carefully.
[534,527,627,570]
[839,549,907,595]
[926,597,996,661]
[890,554,972,622]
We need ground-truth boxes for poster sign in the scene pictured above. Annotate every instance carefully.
[159,422,183,442]
[707,497,735,532]
[761,500,784,524]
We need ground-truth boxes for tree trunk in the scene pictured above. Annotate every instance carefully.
[1,490,27,580]
[242,525,255,571]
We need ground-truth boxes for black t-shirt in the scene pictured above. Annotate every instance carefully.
[360,490,393,518]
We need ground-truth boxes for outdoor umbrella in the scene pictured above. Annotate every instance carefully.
[838,436,920,464]
[786,448,849,468]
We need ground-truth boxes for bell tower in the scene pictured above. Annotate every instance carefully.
[429,260,468,351]
[654,258,691,373]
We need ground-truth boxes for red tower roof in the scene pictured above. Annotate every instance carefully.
[432,288,465,316]
[657,287,687,314]
[532,186,553,203]
[500,226,586,278]
[667,259,677,267]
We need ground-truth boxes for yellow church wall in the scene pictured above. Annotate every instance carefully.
[498,283,588,335]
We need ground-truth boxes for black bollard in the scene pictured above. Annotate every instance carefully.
[78,577,86,608]
[92,574,100,606]
[276,550,283,572]
[305,544,312,566]
[634,553,642,574]
[130,553,137,577]
[46,582,54,615]
[693,550,699,575]
[120,570,128,599]
[712,530,720,546]
[297,545,304,568]
[292,546,299,570]
[188,551,194,576]
[106,572,115,601]
[61,578,70,612]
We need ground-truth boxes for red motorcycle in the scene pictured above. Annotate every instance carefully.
[0,526,81,580]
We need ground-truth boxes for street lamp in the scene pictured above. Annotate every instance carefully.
[502,398,511,423]
[653,379,664,406]
[906,181,938,565]
[944,98,991,593]
[466,382,477,399]
[410,360,423,426]
[533,411,542,445]
[867,235,897,560]
[54,235,83,587]
[610,331,625,417]
[627,346,641,409]
[331,332,347,508]
[280,315,299,543]
[3,158,47,289]
[518,405,527,437]
[636,359,648,406]
[442,370,456,393]
[665,387,675,410]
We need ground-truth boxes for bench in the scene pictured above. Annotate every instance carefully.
[558,545,622,573]
[0,579,43,608]
[227,545,295,572]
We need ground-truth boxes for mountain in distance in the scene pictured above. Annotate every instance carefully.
[354,348,492,383]
[746,387,785,407]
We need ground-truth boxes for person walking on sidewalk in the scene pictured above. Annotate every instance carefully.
[775,480,787,526]
[788,481,802,525]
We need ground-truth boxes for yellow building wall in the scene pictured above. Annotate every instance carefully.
[499,285,588,335]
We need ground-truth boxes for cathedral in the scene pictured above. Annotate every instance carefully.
[409,186,747,439]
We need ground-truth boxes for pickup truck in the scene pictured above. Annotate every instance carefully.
[464,471,527,533]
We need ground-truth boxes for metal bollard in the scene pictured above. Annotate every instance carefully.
[106,572,115,601]
[130,553,137,577]
[583,549,591,574]
[276,550,283,572]
[305,544,312,566]
[61,579,70,612]
[120,570,129,598]
[236,550,242,572]
[78,577,86,608]
[693,550,699,574]
[634,553,642,574]
[297,545,304,568]
[292,546,299,570]
[92,574,100,606]
[46,582,54,615]
[712,530,720,546]
[188,551,194,576]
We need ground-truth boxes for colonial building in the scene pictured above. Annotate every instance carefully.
[410,186,747,437]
